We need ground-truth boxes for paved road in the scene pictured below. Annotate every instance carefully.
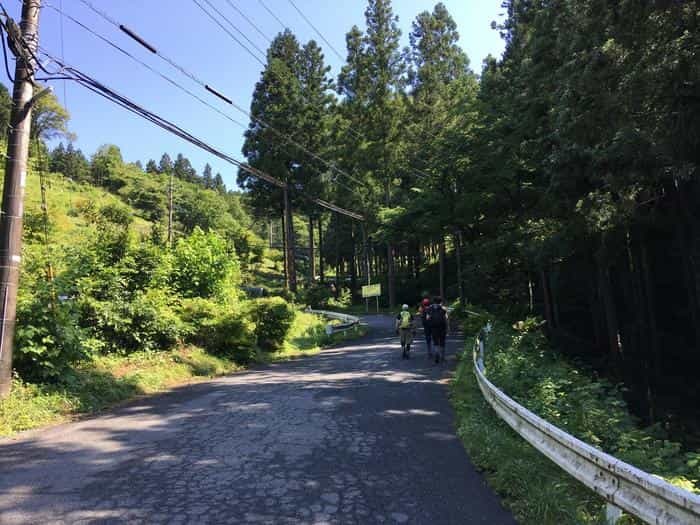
[0,315,516,524]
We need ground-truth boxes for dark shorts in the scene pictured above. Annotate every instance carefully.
[432,327,446,347]
[422,323,432,341]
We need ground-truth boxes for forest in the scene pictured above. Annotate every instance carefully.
[236,0,700,442]
[0,0,698,473]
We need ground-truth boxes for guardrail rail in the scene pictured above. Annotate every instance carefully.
[306,308,361,335]
[473,326,700,525]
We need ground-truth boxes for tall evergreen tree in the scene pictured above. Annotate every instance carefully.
[145,159,159,174]
[202,163,214,189]
[159,153,173,174]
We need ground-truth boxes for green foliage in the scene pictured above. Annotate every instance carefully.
[178,298,255,363]
[171,227,240,299]
[452,316,698,523]
[251,297,296,350]
[15,275,85,382]
[328,287,352,309]
[302,283,335,308]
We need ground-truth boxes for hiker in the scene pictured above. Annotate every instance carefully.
[419,298,433,358]
[426,297,449,363]
[395,304,415,359]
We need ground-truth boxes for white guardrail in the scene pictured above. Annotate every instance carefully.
[474,326,700,525]
[306,309,360,335]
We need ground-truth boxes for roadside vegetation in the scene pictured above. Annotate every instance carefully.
[451,310,700,524]
[0,87,366,438]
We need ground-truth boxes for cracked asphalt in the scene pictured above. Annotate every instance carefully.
[0,315,516,524]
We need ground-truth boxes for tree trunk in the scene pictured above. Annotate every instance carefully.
[597,259,620,359]
[640,238,659,423]
[308,216,315,286]
[283,187,297,293]
[350,224,357,300]
[385,179,395,308]
[455,231,465,305]
[438,237,446,300]
[318,218,324,284]
[281,209,288,289]
[541,269,554,330]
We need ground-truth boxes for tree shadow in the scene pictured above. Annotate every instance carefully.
[0,325,514,524]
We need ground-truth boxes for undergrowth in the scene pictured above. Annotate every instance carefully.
[451,312,699,524]
[1,309,367,438]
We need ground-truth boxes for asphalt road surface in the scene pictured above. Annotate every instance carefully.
[0,315,516,524]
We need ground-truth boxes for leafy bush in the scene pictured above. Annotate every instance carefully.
[171,227,240,299]
[455,316,699,524]
[302,283,334,308]
[15,284,85,382]
[178,298,254,362]
[251,297,296,350]
[328,287,351,309]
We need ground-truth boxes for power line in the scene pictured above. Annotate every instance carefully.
[286,0,343,62]
[224,0,271,44]
[190,0,266,66]
[46,2,355,202]
[75,0,366,189]
[35,47,364,220]
[257,0,286,31]
[44,2,248,129]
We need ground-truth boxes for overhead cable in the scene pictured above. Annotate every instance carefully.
[74,0,366,188]
[35,48,364,220]
[191,0,266,65]
[286,0,343,61]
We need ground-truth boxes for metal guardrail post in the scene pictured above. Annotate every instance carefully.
[606,503,623,525]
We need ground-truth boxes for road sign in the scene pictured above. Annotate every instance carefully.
[362,283,381,298]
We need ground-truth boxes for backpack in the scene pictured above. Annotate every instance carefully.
[427,304,447,328]
[399,310,412,329]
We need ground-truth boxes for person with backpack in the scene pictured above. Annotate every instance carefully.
[426,297,449,363]
[395,304,415,359]
[419,298,433,358]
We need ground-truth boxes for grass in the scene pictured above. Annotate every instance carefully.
[0,310,369,439]
[0,347,240,438]
[451,312,699,524]
[451,344,608,525]
[263,310,368,362]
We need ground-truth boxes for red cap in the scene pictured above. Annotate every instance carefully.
[422,298,430,306]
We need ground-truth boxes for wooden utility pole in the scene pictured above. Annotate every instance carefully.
[167,170,174,248]
[283,186,297,292]
[0,0,41,398]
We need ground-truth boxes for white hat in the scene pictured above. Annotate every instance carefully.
[402,304,409,310]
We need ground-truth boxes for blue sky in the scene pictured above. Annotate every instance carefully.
[3,0,506,189]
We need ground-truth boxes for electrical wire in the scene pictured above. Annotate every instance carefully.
[286,0,343,61]
[0,24,14,82]
[74,0,366,189]
[44,2,356,203]
[44,2,248,130]
[191,0,266,66]
[224,0,271,43]
[257,0,286,31]
[35,47,364,220]
[58,0,66,109]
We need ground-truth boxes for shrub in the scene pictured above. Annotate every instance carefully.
[178,298,254,363]
[171,227,240,299]
[15,287,85,382]
[479,319,699,494]
[251,297,296,350]
[327,287,351,309]
[302,283,334,308]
